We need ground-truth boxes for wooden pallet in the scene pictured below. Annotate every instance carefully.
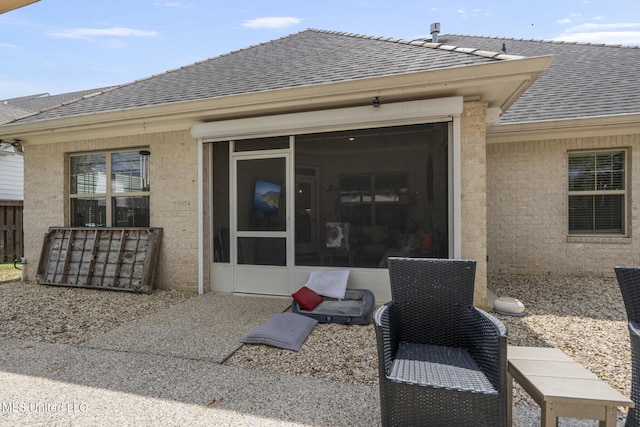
[37,227,162,294]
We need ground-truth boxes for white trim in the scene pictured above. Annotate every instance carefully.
[204,97,465,298]
[191,97,463,141]
[487,113,640,144]
[288,135,296,293]
[207,144,214,292]
[230,149,292,295]
[229,141,237,267]
[197,139,204,295]
[452,118,462,258]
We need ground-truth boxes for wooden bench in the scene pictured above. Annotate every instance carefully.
[507,346,634,427]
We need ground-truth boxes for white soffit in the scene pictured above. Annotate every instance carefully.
[191,97,463,142]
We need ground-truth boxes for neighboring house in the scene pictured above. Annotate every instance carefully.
[0,143,23,201]
[0,28,588,306]
[0,101,29,200]
[0,89,114,261]
[2,89,115,119]
[0,88,115,174]
[0,101,27,262]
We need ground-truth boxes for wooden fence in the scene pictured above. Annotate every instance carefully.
[0,201,23,263]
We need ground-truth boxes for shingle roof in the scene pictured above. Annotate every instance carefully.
[439,35,640,124]
[1,87,114,123]
[10,29,504,124]
[0,102,32,125]
[4,88,115,111]
[13,30,630,127]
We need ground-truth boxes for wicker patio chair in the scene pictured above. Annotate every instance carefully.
[374,257,508,427]
[614,266,640,427]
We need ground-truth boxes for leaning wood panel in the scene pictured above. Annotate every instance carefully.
[37,227,162,294]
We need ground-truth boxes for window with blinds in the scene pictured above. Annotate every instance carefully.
[568,150,626,235]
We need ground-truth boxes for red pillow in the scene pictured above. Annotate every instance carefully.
[292,286,323,311]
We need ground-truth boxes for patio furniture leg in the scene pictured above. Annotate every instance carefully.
[507,371,513,426]
[541,400,559,427]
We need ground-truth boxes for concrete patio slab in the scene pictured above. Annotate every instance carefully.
[82,293,291,363]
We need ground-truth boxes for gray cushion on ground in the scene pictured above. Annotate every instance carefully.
[240,312,317,351]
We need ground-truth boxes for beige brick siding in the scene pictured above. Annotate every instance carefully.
[22,105,492,304]
[487,133,640,277]
[23,130,200,291]
[461,101,488,307]
[24,144,65,280]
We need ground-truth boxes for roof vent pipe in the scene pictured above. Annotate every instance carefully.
[430,22,441,43]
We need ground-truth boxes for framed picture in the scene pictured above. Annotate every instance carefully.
[253,179,281,215]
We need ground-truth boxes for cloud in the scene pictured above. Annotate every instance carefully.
[456,8,489,18]
[555,22,640,45]
[557,31,640,45]
[103,39,126,49]
[47,27,158,40]
[567,22,640,31]
[557,18,572,24]
[162,2,194,8]
[242,17,301,29]
[152,1,194,8]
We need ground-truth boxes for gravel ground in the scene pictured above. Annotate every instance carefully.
[490,275,630,415]
[227,274,632,416]
[0,281,195,344]
[0,275,632,422]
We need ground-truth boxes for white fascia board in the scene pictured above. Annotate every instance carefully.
[191,97,463,142]
[488,113,640,143]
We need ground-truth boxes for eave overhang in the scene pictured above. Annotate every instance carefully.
[487,113,640,144]
[0,0,39,14]
[0,55,553,146]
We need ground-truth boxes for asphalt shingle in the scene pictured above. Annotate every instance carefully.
[7,30,637,127]
[439,35,640,124]
[0,102,32,125]
[8,29,499,124]
[1,87,114,123]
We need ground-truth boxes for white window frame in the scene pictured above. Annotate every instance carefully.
[69,148,151,227]
[567,148,628,236]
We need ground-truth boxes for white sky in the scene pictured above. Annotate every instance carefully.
[0,0,638,99]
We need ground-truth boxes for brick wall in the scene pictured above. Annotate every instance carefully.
[461,101,488,307]
[23,130,200,291]
[487,133,640,277]
[22,106,494,303]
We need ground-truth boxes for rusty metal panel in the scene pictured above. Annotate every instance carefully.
[37,227,162,294]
